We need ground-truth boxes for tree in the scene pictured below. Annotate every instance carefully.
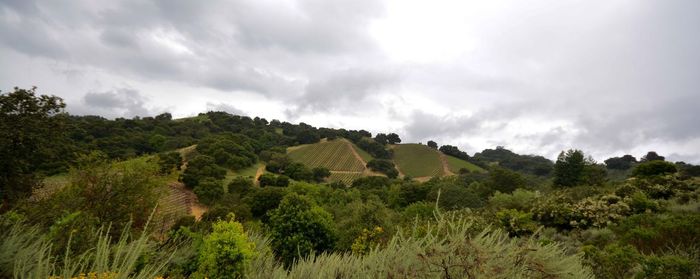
[641,151,665,162]
[193,178,224,205]
[487,167,526,194]
[386,133,401,144]
[1,87,66,210]
[312,167,331,182]
[157,151,183,174]
[439,145,470,161]
[632,161,677,177]
[374,133,388,145]
[267,193,336,267]
[366,159,399,179]
[553,149,600,187]
[195,215,255,279]
[604,155,637,170]
[181,155,226,188]
[427,140,438,149]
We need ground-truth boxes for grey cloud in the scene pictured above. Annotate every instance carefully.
[206,102,245,116]
[82,88,150,118]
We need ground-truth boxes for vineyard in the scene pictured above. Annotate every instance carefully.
[392,144,444,178]
[288,139,366,172]
[328,172,365,185]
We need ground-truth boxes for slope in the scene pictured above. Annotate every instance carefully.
[287,138,378,184]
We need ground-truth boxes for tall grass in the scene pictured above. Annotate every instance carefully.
[245,208,594,278]
[1,213,173,279]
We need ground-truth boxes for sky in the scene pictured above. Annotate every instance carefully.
[1,0,699,163]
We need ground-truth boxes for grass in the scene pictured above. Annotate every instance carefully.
[445,155,485,173]
[223,163,266,185]
[392,144,443,178]
[288,139,366,172]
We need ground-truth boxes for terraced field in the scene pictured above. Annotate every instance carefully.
[445,155,485,173]
[392,144,444,178]
[288,139,367,172]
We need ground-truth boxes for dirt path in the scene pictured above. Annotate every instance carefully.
[439,152,455,176]
[330,170,364,174]
[167,182,207,221]
[253,164,266,186]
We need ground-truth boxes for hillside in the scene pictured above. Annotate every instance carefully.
[287,138,377,184]
[391,144,485,180]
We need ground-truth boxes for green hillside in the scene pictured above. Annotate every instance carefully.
[445,154,486,173]
[391,144,443,178]
[288,139,368,172]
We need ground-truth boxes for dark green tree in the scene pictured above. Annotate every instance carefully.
[181,155,226,188]
[553,149,596,187]
[366,159,399,179]
[193,178,224,205]
[427,140,438,149]
[641,151,665,162]
[0,87,67,210]
[386,133,401,144]
[311,167,331,182]
[487,167,526,194]
[267,193,336,267]
[632,161,677,177]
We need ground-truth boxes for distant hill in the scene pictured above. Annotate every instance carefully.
[392,144,484,180]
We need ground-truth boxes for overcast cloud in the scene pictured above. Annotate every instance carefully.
[1,0,699,163]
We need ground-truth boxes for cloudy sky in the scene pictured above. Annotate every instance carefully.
[1,0,699,163]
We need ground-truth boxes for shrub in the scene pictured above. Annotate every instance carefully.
[366,159,399,179]
[488,189,541,211]
[496,209,538,237]
[195,215,255,279]
[582,244,641,279]
[267,193,336,267]
[639,255,696,279]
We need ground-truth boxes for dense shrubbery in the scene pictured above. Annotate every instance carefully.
[366,159,399,178]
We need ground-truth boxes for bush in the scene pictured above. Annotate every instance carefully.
[181,155,226,188]
[582,244,641,279]
[267,193,336,267]
[640,255,696,279]
[496,209,538,237]
[195,215,255,279]
[488,189,541,211]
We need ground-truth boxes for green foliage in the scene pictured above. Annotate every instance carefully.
[632,160,678,177]
[156,152,182,174]
[472,146,553,176]
[311,167,331,182]
[244,187,286,221]
[181,155,226,188]
[195,215,255,279]
[427,179,484,210]
[1,87,67,209]
[251,212,594,278]
[639,254,696,279]
[333,196,394,251]
[488,189,541,211]
[196,133,257,170]
[553,149,604,187]
[267,193,336,267]
[496,209,538,237]
[366,159,399,178]
[257,173,289,187]
[613,213,700,254]
[350,227,385,255]
[582,244,642,279]
[356,138,392,159]
[228,176,254,196]
[487,166,526,193]
[193,178,224,206]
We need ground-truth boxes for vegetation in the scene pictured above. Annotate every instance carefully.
[392,144,443,178]
[2,87,699,278]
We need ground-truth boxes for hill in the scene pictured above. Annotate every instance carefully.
[287,138,377,184]
[391,144,484,180]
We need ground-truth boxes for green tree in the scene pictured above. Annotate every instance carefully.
[195,215,255,279]
[267,193,336,267]
[0,87,66,210]
[427,140,438,149]
[632,161,678,177]
[181,155,226,188]
[487,167,525,194]
[311,167,331,182]
[193,178,224,205]
[157,151,183,174]
[386,133,401,144]
[553,149,599,187]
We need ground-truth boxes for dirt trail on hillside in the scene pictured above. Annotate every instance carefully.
[439,152,455,176]
[253,164,266,186]
[167,182,207,221]
[342,139,388,177]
